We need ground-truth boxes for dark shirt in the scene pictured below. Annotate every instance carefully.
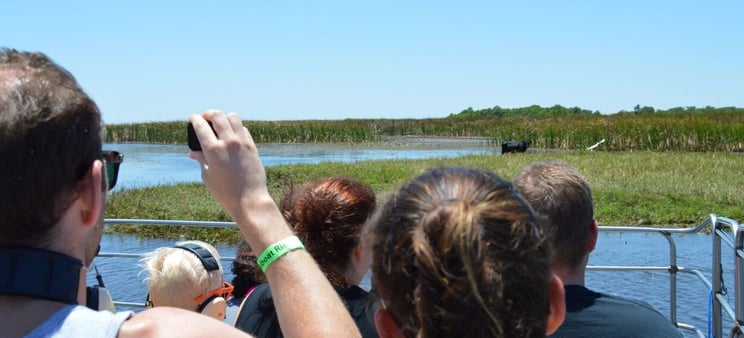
[550,285,682,338]
[235,283,379,338]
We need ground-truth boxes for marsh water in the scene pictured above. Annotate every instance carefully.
[106,138,498,190]
[94,142,735,336]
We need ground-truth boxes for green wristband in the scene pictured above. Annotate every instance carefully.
[257,236,306,273]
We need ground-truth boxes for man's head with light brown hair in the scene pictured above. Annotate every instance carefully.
[513,160,597,281]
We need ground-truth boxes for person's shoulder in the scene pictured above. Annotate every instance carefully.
[67,305,132,321]
[225,296,244,325]
[339,286,377,317]
[251,283,274,306]
[339,285,370,301]
[338,286,379,338]
[25,305,132,338]
[596,290,662,312]
[234,284,284,338]
[119,307,252,338]
[567,285,658,312]
[235,283,275,318]
[564,287,682,337]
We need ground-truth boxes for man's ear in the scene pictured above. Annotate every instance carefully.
[77,159,104,226]
[375,308,403,338]
[545,274,566,335]
[588,219,599,252]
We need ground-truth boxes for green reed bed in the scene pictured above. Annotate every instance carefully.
[106,151,744,243]
[106,112,744,152]
[105,121,189,144]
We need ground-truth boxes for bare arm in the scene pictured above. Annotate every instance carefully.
[188,111,361,338]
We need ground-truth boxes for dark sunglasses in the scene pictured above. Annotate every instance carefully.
[101,150,123,190]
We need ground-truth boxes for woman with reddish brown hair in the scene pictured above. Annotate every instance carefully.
[234,177,378,338]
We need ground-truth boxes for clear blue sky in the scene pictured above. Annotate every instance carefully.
[4,1,743,123]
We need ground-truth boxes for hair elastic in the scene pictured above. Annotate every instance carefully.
[257,236,305,272]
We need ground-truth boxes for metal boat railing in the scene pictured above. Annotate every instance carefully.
[586,214,743,338]
[102,214,744,337]
[710,215,743,338]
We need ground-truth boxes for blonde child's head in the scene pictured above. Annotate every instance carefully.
[142,240,232,319]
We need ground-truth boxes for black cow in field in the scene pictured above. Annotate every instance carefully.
[501,140,530,154]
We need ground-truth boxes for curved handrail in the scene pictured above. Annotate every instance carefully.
[710,215,743,338]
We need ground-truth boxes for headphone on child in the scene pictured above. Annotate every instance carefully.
[173,243,232,319]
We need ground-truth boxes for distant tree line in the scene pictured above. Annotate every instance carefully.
[448,104,744,119]
[449,104,599,119]
[619,105,744,116]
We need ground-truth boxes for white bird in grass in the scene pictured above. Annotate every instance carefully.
[586,139,605,151]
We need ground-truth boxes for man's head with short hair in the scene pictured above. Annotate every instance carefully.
[512,160,595,269]
[0,48,103,248]
[142,240,230,319]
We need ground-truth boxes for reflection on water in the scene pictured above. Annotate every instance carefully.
[89,231,734,337]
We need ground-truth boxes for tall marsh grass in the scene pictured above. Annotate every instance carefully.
[106,112,744,152]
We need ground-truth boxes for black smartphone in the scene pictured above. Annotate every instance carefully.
[187,121,215,151]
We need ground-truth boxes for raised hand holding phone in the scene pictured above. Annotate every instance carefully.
[187,110,361,338]
[187,111,271,227]
[187,121,216,151]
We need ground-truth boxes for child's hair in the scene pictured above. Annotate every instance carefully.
[141,240,225,312]
[367,167,554,338]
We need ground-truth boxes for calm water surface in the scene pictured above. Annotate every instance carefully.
[106,141,498,190]
[97,142,734,337]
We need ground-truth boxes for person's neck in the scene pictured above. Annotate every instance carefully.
[45,216,90,305]
[77,265,88,304]
[553,264,586,286]
[342,264,365,287]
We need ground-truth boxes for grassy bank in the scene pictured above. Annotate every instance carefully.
[106,151,744,243]
[105,112,744,152]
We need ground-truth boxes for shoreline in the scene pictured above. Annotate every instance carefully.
[376,135,494,148]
